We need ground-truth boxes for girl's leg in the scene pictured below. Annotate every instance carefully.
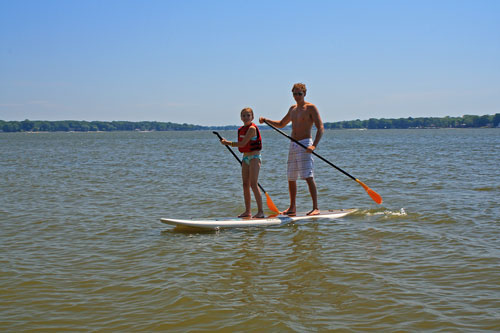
[239,162,252,218]
[249,158,264,218]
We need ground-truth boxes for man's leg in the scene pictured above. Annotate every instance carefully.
[284,180,297,215]
[305,177,319,215]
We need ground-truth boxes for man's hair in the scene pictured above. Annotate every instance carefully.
[241,107,254,117]
[292,83,307,93]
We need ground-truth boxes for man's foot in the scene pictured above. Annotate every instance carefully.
[283,208,296,216]
[238,212,252,218]
[253,212,265,218]
[307,209,320,216]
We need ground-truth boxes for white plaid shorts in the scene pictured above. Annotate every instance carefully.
[287,138,314,181]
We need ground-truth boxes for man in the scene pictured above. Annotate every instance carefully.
[259,83,324,216]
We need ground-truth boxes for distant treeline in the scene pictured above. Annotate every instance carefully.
[324,114,500,129]
[0,120,236,132]
[1,114,499,132]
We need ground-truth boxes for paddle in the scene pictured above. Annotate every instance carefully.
[212,131,281,214]
[262,120,383,204]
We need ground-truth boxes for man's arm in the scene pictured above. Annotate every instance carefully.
[308,105,324,152]
[259,107,292,128]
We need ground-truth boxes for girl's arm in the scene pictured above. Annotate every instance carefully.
[238,126,256,146]
[221,126,256,147]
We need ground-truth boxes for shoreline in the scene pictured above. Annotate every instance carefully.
[1,127,498,134]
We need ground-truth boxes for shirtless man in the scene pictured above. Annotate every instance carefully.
[259,83,324,216]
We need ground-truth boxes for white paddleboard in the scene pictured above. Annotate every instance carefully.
[160,209,357,230]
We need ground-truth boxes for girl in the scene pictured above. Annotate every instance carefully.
[221,108,264,218]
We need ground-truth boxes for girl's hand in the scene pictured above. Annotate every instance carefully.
[221,139,231,146]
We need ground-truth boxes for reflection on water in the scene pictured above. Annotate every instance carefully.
[1,129,499,331]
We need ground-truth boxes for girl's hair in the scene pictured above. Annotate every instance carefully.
[241,107,254,117]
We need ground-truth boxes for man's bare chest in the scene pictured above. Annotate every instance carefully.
[291,107,311,123]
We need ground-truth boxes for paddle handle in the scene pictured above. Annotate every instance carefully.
[212,131,267,194]
[263,121,356,181]
[213,131,242,165]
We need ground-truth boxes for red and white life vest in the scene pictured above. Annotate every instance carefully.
[238,123,262,153]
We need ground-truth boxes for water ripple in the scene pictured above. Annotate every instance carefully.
[1,130,499,331]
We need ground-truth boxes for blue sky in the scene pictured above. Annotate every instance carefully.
[1,0,499,126]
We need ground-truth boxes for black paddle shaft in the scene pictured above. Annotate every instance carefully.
[212,131,267,193]
[263,120,357,181]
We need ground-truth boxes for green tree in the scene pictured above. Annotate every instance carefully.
[21,119,35,132]
[493,113,500,127]
[367,118,378,129]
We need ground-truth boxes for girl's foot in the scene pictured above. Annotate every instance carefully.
[283,208,296,216]
[253,212,265,218]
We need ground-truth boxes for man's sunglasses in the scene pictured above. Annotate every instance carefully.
[293,92,304,96]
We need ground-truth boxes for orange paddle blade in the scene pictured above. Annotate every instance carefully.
[356,179,383,204]
[265,192,281,214]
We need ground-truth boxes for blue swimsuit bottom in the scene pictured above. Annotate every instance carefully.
[242,153,262,165]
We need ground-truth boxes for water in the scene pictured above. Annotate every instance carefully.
[1,129,499,332]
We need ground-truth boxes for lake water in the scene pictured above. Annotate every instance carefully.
[1,129,499,332]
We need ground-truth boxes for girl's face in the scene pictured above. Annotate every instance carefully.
[241,111,253,125]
